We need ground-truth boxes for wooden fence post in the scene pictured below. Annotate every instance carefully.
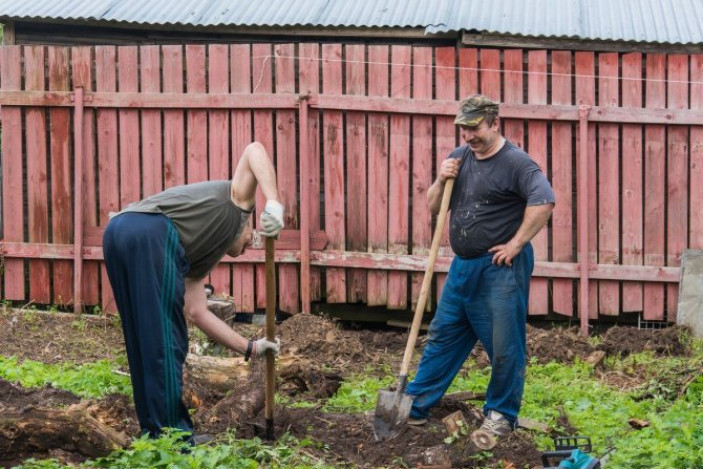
[578,104,591,335]
[299,96,311,314]
[73,86,85,314]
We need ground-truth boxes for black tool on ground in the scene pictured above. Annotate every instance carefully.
[541,436,601,469]
[372,178,456,441]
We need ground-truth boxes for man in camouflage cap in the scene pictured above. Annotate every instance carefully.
[453,94,500,127]
[405,94,555,443]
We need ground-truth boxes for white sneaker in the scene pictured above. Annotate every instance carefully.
[479,410,512,436]
[407,417,427,426]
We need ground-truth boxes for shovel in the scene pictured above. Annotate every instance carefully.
[264,236,277,440]
[373,178,456,441]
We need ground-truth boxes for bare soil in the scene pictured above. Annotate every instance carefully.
[0,308,691,468]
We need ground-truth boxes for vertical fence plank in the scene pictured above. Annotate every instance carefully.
[252,43,276,309]
[480,49,501,101]
[666,54,689,321]
[621,53,644,312]
[411,47,433,311]
[275,43,300,313]
[162,45,185,188]
[321,44,346,303]
[434,46,457,299]
[644,54,666,320]
[692,55,703,251]
[72,46,100,307]
[0,46,24,300]
[25,45,51,304]
[208,44,233,297]
[597,52,620,316]
[366,45,389,306]
[96,46,120,313]
[140,45,163,197]
[48,47,73,307]
[551,51,574,316]
[299,44,322,303]
[387,45,411,309]
[185,45,208,185]
[575,51,598,318]
[230,44,256,313]
[503,49,525,148]
[118,47,141,208]
[527,50,549,315]
[345,44,368,304]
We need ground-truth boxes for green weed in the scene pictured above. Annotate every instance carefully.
[0,356,131,398]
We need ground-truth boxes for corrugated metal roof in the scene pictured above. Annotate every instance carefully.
[1,0,702,45]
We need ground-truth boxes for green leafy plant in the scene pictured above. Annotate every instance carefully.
[0,356,131,398]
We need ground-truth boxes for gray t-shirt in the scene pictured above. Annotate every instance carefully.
[448,141,554,258]
[118,180,251,279]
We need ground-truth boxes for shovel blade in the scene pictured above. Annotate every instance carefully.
[373,389,414,441]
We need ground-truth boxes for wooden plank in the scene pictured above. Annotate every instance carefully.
[503,49,525,148]
[692,54,703,251]
[411,47,433,311]
[621,53,644,312]
[140,45,163,197]
[252,43,275,309]
[48,47,73,307]
[0,46,24,300]
[454,48,478,96]
[4,89,702,126]
[71,46,100,307]
[387,45,411,309]
[643,54,666,320]
[230,44,256,313]
[208,44,233,300]
[597,52,620,316]
[298,43,322,303]
[25,45,51,304]
[433,46,457,300]
[480,49,501,102]
[95,46,120,313]
[575,51,598,319]
[345,44,368,304]
[366,45,389,306]
[527,52,551,314]
[117,47,141,208]
[666,54,689,321]
[186,45,208,183]
[550,50,574,316]
[527,50,549,315]
[162,45,186,188]
[275,43,299,313]
[321,44,346,303]
[1,242,681,283]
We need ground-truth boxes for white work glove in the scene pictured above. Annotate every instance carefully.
[260,200,284,238]
[253,337,281,358]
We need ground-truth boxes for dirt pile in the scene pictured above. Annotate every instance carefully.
[598,325,688,357]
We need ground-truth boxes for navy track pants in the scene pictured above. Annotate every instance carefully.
[103,212,193,437]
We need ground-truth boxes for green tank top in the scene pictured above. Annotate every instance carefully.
[118,180,251,279]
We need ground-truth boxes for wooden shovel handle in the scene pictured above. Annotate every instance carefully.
[399,179,455,377]
[264,236,276,422]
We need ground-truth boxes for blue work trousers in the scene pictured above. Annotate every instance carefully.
[103,212,193,437]
[406,244,533,425]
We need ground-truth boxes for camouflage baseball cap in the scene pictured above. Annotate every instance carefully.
[454,94,500,127]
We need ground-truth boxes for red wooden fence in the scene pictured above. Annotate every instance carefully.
[1,44,701,329]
